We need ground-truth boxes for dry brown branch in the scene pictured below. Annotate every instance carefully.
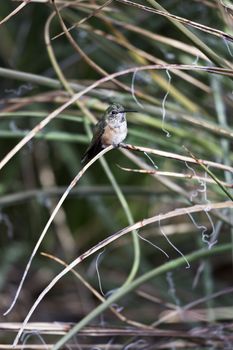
[115,0,233,46]
[0,1,29,25]
[118,165,232,188]
[13,200,233,345]
[121,143,233,173]
[0,63,232,171]
[41,252,152,329]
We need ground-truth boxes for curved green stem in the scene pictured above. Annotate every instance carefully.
[47,6,140,283]
[52,242,232,349]
[100,156,140,284]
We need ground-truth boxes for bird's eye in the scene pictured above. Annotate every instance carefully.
[111,110,117,115]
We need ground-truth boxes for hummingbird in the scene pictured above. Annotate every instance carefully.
[81,103,135,164]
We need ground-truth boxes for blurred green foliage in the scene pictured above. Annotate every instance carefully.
[0,0,233,348]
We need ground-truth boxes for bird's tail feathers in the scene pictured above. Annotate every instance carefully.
[81,139,103,165]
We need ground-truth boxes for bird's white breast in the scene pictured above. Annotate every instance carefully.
[111,120,127,145]
[102,120,127,147]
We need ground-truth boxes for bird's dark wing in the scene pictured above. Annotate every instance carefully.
[81,119,106,164]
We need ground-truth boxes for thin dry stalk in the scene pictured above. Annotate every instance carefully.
[13,200,233,345]
[0,1,29,25]
[0,63,232,171]
[118,165,232,188]
[121,143,233,173]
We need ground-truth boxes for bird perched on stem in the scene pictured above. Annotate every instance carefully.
[81,103,136,164]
